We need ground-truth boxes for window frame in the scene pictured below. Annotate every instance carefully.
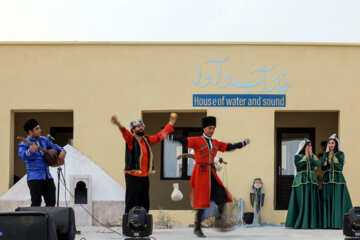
[160,127,203,180]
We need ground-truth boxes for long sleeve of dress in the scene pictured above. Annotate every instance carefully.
[333,152,344,171]
[321,152,344,171]
[309,154,321,167]
[295,155,307,169]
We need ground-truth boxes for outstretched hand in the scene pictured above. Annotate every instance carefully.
[244,138,250,145]
[111,115,122,127]
[219,158,227,164]
[169,113,177,126]
[111,115,118,124]
[111,115,125,130]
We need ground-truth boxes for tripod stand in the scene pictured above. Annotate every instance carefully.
[56,164,63,207]
[54,151,67,208]
[48,137,66,207]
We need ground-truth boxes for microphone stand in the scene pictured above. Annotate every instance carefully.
[49,137,63,207]
[56,160,62,207]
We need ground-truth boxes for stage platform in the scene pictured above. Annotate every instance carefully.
[75,226,345,240]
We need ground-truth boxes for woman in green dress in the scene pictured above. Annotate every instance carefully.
[285,138,322,229]
[322,134,352,229]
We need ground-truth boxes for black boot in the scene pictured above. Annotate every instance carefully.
[214,203,234,232]
[217,202,225,217]
[194,227,206,238]
[214,202,225,228]
[194,209,206,238]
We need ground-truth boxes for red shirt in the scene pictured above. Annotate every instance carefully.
[120,123,174,177]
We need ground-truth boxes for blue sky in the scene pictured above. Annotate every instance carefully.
[0,0,359,42]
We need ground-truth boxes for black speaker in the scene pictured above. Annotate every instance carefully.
[122,213,153,238]
[243,212,254,224]
[343,213,352,236]
[16,207,76,240]
[0,211,58,240]
[343,207,360,238]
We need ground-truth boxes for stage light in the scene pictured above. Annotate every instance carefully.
[343,207,360,238]
[122,206,153,240]
[128,207,147,231]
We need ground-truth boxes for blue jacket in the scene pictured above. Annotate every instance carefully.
[18,136,64,181]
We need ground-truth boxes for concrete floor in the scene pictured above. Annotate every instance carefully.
[75,226,346,240]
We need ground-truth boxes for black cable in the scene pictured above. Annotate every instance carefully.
[58,169,127,238]
[57,150,158,240]
[59,173,158,240]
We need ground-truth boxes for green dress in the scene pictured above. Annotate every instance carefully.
[321,151,352,228]
[285,154,322,229]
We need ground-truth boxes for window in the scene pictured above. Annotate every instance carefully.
[75,181,88,204]
[161,127,203,180]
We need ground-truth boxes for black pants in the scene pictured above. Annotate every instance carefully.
[125,174,150,213]
[27,179,56,206]
[210,170,227,206]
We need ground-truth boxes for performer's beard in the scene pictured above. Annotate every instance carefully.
[135,130,145,136]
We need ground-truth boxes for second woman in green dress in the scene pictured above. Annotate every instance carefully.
[321,134,352,229]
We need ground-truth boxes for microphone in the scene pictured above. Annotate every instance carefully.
[47,134,56,143]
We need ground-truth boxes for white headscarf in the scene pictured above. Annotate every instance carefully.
[326,134,343,152]
[295,138,311,155]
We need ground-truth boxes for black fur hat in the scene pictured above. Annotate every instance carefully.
[23,119,39,133]
[202,116,216,128]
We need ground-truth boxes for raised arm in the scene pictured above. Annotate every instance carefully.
[147,114,177,146]
[147,124,174,146]
[111,115,125,130]
[111,115,134,149]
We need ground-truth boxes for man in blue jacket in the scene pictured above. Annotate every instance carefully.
[18,119,66,206]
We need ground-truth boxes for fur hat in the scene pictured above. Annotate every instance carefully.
[202,116,216,128]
